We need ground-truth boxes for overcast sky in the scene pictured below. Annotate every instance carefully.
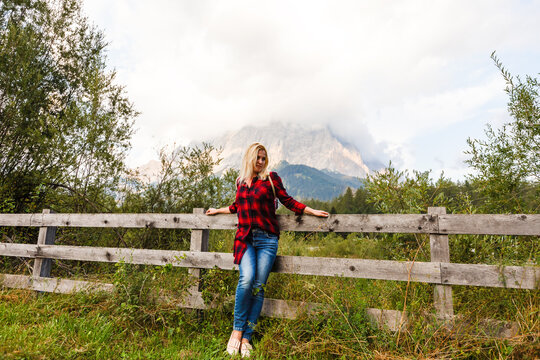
[83,0,540,180]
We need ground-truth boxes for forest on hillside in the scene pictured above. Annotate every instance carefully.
[0,1,538,359]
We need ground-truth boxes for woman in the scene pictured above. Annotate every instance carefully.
[206,142,329,357]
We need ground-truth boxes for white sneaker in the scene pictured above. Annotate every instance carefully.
[226,338,241,355]
[240,342,253,358]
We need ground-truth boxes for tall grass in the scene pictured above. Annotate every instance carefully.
[0,230,538,359]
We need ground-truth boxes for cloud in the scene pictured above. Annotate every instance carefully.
[83,0,540,178]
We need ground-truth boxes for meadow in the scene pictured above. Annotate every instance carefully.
[1,230,538,359]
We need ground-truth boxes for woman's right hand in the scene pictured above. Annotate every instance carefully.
[303,206,329,217]
[206,207,231,215]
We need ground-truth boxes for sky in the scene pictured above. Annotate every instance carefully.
[83,0,540,180]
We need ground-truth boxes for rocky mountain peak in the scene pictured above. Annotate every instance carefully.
[208,122,372,178]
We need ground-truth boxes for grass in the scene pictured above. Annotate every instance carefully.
[0,230,538,359]
[1,279,538,359]
[0,290,229,359]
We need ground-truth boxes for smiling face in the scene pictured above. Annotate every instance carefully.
[253,149,267,175]
[240,143,269,182]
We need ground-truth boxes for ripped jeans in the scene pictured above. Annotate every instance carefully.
[233,228,278,341]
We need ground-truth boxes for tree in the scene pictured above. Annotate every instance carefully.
[338,187,354,213]
[365,164,454,214]
[0,0,137,212]
[126,143,237,214]
[352,185,376,214]
[119,143,238,249]
[465,52,539,212]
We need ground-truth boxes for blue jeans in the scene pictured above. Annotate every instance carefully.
[233,228,278,341]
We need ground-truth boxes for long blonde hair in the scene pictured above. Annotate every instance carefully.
[239,142,270,184]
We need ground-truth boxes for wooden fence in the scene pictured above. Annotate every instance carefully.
[0,207,538,332]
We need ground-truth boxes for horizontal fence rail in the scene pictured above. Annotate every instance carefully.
[0,243,537,289]
[1,209,539,332]
[0,213,539,235]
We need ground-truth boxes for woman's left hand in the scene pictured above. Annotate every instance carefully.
[303,207,329,217]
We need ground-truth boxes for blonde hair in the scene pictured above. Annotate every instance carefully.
[239,142,270,184]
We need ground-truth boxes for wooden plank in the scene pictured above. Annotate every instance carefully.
[0,274,406,329]
[475,318,519,338]
[1,212,539,235]
[32,209,57,280]
[176,292,322,319]
[439,214,540,236]
[0,273,315,319]
[261,298,322,319]
[32,277,114,293]
[150,290,407,330]
[0,213,438,233]
[0,273,33,290]
[0,243,220,267]
[0,243,41,258]
[0,213,235,229]
[441,263,539,289]
[0,273,202,309]
[188,208,209,294]
[0,273,113,293]
[0,214,37,227]
[279,214,438,233]
[2,243,537,289]
[168,291,206,310]
[263,301,408,332]
[273,255,441,283]
[429,207,454,319]
[366,308,407,331]
[0,243,438,283]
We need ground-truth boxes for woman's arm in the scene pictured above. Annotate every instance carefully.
[270,172,306,214]
[206,207,231,215]
[303,206,329,217]
[270,172,328,217]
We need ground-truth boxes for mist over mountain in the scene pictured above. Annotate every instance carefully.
[206,122,376,178]
[137,123,383,200]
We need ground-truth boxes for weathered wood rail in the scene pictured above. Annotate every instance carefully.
[0,208,538,331]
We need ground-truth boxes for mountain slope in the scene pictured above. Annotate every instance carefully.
[207,122,372,178]
[274,161,363,201]
[132,123,378,200]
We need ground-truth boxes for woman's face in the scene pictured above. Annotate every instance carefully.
[254,149,267,175]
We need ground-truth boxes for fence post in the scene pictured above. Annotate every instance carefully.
[428,207,454,319]
[32,209,57,292]
[188,208,209,295]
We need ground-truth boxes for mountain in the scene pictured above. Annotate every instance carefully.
[201,122,375,200]
[208,122,372,178]
[136,123,379,200]
[134,160,161,183]
[274,161,363,201]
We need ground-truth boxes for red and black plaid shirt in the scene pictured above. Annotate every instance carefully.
[229,171,306,264]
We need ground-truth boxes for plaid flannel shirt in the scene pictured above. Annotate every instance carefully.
[229,171,306,264]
